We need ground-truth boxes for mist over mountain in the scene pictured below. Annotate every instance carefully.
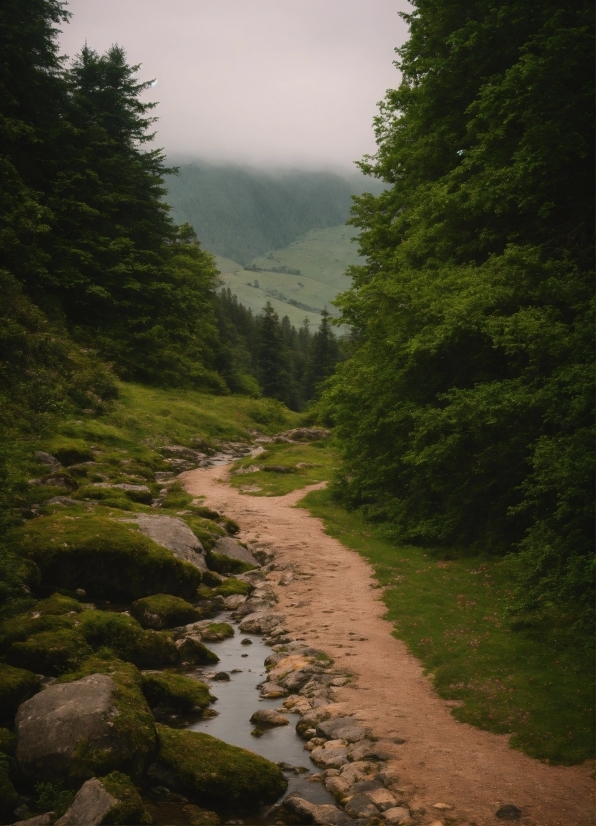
[164,161,384,264]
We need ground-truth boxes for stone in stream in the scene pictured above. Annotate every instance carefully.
[282,793,353,826]
[131,514,207,570]
[212,536,259,567]
[316,716,371,743]
[296,707,331,737]
[238,613,285,635]
[249,709,289,727]
[222,594,245,610]
[260,682,288,699]
[15,674,155,783]
[309,742,349,769]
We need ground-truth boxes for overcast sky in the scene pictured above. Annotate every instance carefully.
[59,0,411,169]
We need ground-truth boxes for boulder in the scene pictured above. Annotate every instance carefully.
[282,793,352,825]
[278,428,330,442]
[382,806,412,825]
[249,709,289,727]
[212,537,258,567]
[316,716,370,743]
[309,743,349,769]
[12,816,53,826]
[133,514,207,571]
[222,594,245,610]
[259,683,288,699]
[344,792,380,819]
[147,725,287,808]
[130,594,199,629]
[238,613,285,635]
[35,451,61,471]
[176,637,219,665]
[55,777,116,825]
[15,673,155,783]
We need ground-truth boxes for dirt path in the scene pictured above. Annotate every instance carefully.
[182,466,594,826]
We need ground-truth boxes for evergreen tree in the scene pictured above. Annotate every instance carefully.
[304,309,340,399]
[256,302,287,400]
[323,0,594,623]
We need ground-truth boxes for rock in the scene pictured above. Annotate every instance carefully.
[282,793,352,825]
[432,803,452,811]
[348,739,394,762]
[382,806,412,825]
[238,613,285,635]
[212,537,259,567]
[367,787,398,811]
[250,709,289,727]
[260,683,288,699]
[339,761,378,785]
[222,594,246,610]
[54,777,116,825]
[35,451,61,472]
[132,514,207,571]
[12,815,53,826]
[309,743,349,769]
[296,707,331,737]
[161,445,206,463]
[15,673,156,783]
[496,804,522,820]
[316,716,370,743]
[278,428,330,442]
[45,497,79,507]
[324,775,351,798]
[130,594,199,629]
[240,638,252,645]
[182,803,222,825]
[344,792,380,819]
[212,672,230,681]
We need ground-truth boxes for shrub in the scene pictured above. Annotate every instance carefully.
[79,611,178,668]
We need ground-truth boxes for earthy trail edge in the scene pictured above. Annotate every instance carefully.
[182,465,595,826]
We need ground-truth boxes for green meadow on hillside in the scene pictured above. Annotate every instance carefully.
[217,225,361,328]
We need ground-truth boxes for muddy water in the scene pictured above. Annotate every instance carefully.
[190,613,335,807]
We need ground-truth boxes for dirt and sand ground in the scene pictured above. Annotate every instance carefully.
[182,465,595,826]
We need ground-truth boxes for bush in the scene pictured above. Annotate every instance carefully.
[0,663,41,723]
[140,672,213,713]
[0,755,18,820]
[34,781,75,817]
[151,724,287,808]
[14,513,202,601]
[130,594,200,630]
[79,611,178,668]
[7,629,93,676]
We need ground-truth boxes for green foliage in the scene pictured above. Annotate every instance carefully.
[34,781,75,817]
[206,552,253,576]
[130,594,200,630]
[0,728,16,755]
[79,610,178,668]
[140,672,213,713]
[14,513,202,601]
[301,488,595,764]
[212,579,252,598]
[0,754,18,818]
[323,0,594,623]
[100,771,151,825]
[229,439,336,497]
[153,724,287,807]
[7,628,93,676]
[0,663,41,724]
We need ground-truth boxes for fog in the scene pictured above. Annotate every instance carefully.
[59,0,410,169]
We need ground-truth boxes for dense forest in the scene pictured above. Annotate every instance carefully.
[164,162,384,264]
[322,0,594,627]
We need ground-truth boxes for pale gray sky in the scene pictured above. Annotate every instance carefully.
[59,0,410,169]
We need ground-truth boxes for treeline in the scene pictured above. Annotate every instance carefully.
[322,0,594,626]
[216,292,342,411]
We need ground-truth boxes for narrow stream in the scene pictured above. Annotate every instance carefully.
[189,612,335,808]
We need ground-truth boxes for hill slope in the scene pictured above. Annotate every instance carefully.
[164,161,382,264]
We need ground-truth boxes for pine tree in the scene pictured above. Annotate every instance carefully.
[304,308,340,399]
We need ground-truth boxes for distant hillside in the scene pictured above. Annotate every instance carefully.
[216,224,363,330]
[164,161,383,264]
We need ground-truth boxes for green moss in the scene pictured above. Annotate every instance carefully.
[0,754,18,819]
[141,672,214,713]
[100,771,152,825]
[212,579,252,598]
[7,628,93,676]
[0,612,76,651]
[153,725,287,808]
[58,656,157,782]
[176,637,219,665]
[199,623,234,641]
[0,728,16,755]
[13,513,202,601]
[130,594,200,630]
[73,486,134,508]
[0,663,41,723]
[79,611,178,668]
[183,517,226,552]
[36,593,84,615]
[206,552,254,576]
[48,440,95,467]
[161,482,193,510]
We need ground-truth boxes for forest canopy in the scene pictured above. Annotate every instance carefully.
[322,0,594,624]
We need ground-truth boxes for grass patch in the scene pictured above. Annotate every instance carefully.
[0,663,41,724]
[299,488,595,765]
[229,440,337,497]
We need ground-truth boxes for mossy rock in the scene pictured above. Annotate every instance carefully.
[56,656,157,783]
[0,612,76,651]
[36,593,85,615]
[79,610,178,668]
[212,579,252,598]
[130,594,200,630]
[149,725,287,808]
[0,728,16,755]
[206,551,254,576]
[14,513,202,601]
[0,754,18,820]
[49,441,95,467]
[176,637,219,665]
[0,663,41,723]
[100,771,152,824]
[7,628,93,676]
[199,623,234,642]
[141,672,214,713]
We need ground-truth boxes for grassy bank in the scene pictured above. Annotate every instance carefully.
[229,439,339,496]
[298,487,594,766]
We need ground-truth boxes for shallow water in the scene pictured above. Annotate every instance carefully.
[189,612,335,807]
